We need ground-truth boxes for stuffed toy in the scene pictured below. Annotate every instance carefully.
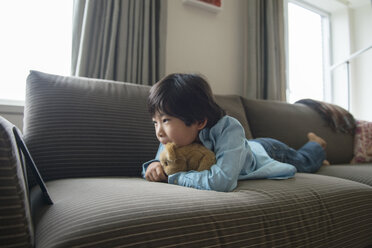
[159,142,216,175]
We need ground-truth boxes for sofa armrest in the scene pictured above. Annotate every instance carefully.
[0,116,34,247]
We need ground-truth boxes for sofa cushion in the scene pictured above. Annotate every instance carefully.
[214,95,252,139]
[241,98,354,164]
[24,71,159,184]
[317,164,372,186]
[0,116,34,247]
[30,175,372,247]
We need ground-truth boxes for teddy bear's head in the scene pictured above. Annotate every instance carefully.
[159,142,216,176]
[159,143,187,175]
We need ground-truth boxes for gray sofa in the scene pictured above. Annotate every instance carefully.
[1,70,372,248]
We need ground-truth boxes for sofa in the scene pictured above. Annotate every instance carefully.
[1,70,372,248]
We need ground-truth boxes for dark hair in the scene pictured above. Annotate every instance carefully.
[148,73,226,128]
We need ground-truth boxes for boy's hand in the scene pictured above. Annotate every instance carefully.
[145,162,168,182]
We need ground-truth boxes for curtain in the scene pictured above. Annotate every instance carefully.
[243,0,286,101]
[71,0,166,85]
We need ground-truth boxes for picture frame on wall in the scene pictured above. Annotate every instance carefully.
[183,0,222,13]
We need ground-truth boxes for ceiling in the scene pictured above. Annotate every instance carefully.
[345,0,371,8]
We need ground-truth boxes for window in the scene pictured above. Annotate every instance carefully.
[0,0,73,105]
[286,1,331,104]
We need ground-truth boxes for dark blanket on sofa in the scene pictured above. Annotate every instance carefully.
[296,98,356,135]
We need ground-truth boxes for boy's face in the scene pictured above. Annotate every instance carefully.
[152,112,206,147]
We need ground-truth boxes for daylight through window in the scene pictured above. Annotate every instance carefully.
[287,1,330,104]
[0,0,72,104]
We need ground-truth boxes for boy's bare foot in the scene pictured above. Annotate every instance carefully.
[308,132,330,166]
[307,132,327,149]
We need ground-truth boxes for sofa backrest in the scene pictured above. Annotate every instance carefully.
[25,70,351,184]
[214,95,252,139]
[24,71,159,184]
[241,98,354,164]
[23,71,253,185]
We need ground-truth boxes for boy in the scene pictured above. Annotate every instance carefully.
[142,73,328,192]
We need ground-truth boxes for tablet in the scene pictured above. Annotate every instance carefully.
[13,127,53,205]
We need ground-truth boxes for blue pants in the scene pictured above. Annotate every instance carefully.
[253,138,326,173]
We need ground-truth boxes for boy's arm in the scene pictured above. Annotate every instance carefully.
[142,144,164,178]
[168,117,250,192]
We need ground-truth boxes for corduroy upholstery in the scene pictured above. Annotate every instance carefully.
[317,164,372,186]
[0,117,34,247]
[30,175,372,248]
[23,71,159,186]
[214,95,252,139]
[1,70,372,247]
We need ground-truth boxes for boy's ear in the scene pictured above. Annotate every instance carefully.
[197,119,207,130]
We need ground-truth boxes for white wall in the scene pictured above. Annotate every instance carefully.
[0,104,23,129]
[350,3,372,121]
[165,0,244,95]
[330,8,353,110]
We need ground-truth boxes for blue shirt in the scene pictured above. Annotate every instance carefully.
[142,116,296,192]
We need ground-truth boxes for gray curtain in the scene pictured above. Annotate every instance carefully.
[71,0,166,85]
[243,0,286,101]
